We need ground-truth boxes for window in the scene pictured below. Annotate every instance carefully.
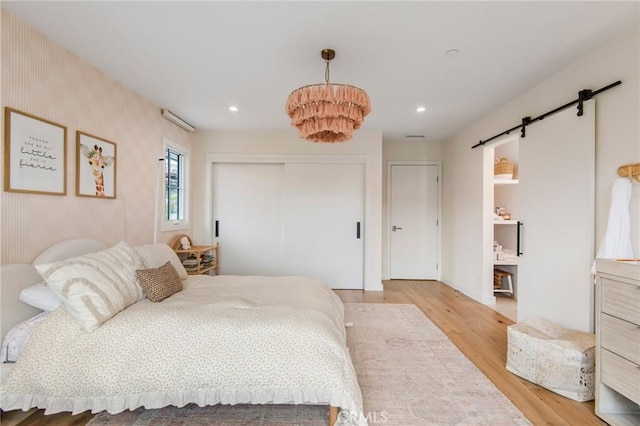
[162,139,189,231]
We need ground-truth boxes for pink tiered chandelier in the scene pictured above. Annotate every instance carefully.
[286,49,371,143]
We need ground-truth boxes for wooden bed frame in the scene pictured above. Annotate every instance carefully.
[0,238,340,425]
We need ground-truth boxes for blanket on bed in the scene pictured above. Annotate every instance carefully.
[0,275,365,424]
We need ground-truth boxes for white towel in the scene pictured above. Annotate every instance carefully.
[591,178,634,273]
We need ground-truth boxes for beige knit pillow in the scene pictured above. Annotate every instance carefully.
[136,261,183,302]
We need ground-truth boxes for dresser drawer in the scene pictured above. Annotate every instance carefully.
[601,278,640,325]
[601,349,640,405]
[601,314,640,365]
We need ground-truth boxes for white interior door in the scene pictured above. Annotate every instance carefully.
[283,163,364,289]
[518,100,595,332]
[212,163,284,276]
[390,164,439,279]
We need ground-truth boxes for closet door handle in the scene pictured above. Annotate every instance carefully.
[215,220,219,237]
[517,221,523,256]
[356,222,361,239]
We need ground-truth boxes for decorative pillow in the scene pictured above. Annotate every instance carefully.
[34,241,144,332]
[0,311,50,362]
[136,261,183,302]
[134,243,188,280]
[19,282,62,312]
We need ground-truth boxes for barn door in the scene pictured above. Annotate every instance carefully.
[517,100,595,331]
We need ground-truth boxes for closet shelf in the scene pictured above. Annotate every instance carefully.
[494,179,519,185]
[494,259,518,266]
[494,220,518,225]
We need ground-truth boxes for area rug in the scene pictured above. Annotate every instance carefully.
[88,303,530,425]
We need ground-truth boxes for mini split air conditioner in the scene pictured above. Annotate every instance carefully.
[161,109,196,132]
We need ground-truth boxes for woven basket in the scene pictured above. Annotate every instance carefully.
[494,157,514,177]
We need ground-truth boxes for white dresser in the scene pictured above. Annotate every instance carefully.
[595,259,640,426]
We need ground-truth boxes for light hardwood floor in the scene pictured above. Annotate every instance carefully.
[1,280,604,425]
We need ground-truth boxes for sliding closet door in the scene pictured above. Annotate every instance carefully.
[282,163,364,289]
[518,100,595,332]
[212,163,284,275]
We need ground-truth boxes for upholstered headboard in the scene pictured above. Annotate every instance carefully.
[0,238,107,340]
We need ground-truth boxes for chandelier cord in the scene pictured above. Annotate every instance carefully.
[324,57,331,84]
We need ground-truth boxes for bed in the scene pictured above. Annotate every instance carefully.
[0,238,365,425]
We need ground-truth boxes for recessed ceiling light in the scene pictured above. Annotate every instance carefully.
[416,106,426,113]
[445,49,460,58]
[229,106,239,112]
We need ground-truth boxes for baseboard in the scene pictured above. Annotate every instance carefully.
[365,280,384,291]
[440,279,495,305]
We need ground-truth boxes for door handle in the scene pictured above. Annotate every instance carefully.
[356,222,361,239]
[517,221,523,256]
[392,225,403,232]
[215,220,219,237]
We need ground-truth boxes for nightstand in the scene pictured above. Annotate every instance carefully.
[169,234,219,275]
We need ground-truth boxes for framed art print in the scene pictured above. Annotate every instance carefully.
[4,107,67,195]
[76,131,117,199]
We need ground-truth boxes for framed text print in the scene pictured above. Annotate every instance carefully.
[76,131,117,199]
[4,108,67,195]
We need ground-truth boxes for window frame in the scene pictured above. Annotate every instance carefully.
[160,138,190,232]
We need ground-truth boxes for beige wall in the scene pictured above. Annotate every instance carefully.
[190,129,384,290]
[1,10,193,264]
[381,140,443,278]
[442,31,640,301]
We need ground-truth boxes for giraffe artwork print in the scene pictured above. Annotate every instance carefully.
[80,144,114,196]
[76,132,116,198]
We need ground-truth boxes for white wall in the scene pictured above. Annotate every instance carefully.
[191,129,383,290]
[442,31,640,302]
[382,140,443,278]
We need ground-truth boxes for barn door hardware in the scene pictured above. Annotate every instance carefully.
[472,80,621,148]
[520,116,531,138]
[577,89,593,117]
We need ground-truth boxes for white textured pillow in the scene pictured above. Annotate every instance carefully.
[35,241,144,332]
[19,282,62,312]
[134,243,188,280]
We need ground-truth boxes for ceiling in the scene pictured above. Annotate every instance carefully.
[3,1,638,144]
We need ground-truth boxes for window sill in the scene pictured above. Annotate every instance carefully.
[160,221,190,232]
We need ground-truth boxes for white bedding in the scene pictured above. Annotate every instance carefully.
[1,311,50,362]
[0,275,365,423]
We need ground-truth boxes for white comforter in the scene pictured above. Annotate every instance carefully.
[0,275,365,423]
